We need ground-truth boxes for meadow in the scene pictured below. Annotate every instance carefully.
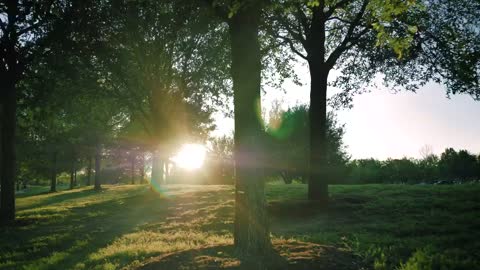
[1,183,479,270]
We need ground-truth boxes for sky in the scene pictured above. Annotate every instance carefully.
[212,64,480,160]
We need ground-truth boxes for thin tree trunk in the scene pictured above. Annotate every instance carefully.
[229,3,270,257]
[50,151,57,192]
[131,155,135,185]
[86,155,92,186]
[0,83,17,223]
[307,62,330,203]
[94,144,101,190]
[151,153,164,189]
[69,155,75,189]
[140,156,145,184]
[73,159,77,187]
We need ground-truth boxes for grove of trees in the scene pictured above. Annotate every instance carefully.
[1,0,479,260]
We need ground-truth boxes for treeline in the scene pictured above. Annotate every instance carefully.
[347,149,480,184]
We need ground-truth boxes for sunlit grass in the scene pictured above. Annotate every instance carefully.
[1,183,479,269]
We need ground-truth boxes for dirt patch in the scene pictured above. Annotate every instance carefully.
[136,240,368,270]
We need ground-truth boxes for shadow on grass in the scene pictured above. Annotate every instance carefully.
[137,240,366,270]
[16,188,102,211]
[1,188,169,269]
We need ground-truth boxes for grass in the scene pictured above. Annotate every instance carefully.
[1,183,479,269]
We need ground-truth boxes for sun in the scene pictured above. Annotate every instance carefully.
[171,143,207,170]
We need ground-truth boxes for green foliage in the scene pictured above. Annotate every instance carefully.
[348,148,480,184]
[439,148,478,180]
[264,105,350,184]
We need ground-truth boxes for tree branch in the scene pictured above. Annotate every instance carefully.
[276,34,308,60]
[324,0,356,19]
[327,0,369,66]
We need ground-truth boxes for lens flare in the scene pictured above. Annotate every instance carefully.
[171,144,206,170]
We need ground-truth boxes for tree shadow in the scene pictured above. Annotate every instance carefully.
[136,240,367,270]
[1,188,170,269]
[16,188,102,211]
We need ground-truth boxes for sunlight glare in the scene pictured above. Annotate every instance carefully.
[171,144,206,170]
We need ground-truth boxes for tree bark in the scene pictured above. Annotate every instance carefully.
[94,144,102,190]
[0,84,17,223]
[86,155,92,186]
[307,62,330,202]
[306,7,330,203]
[50,151,57,192]
[228,3,270,256]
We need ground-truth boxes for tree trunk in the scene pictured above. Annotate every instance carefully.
[131,155,135,185]
[73,159,77,187]
[50,151,57,192]
[94,144,101,190]
[69,157,75,189]
[228,3,270,257]
[151,152,164,189]
[140,156,145,184]
[0,84,17,223]
[307,60,330,203]
[86,155,92,186]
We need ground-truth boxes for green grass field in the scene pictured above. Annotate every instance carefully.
[1,183,479,270]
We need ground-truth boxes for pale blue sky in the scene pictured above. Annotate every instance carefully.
[212,65,480,160]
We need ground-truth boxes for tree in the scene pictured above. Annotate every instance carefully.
[92,0,224,189]
[208,135,235,184]
[267,0,480,202]
[229,1,270,257]
[265,105,349,184]
[205,0,271,257]
[0,0,78,222]
[439,148,478,181]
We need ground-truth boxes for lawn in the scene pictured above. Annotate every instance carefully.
[1,183,479,269]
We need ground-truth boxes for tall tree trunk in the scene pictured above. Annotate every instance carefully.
[86,155,92,186]
[151,152,164,189]
[228,3,270,256]
[140,155,145,184]
[69,156,75,189]
[50,151,57,192]
[307,6,330,203]
[131,155,135,185]
[94,144,101,190]
[308,62,330,202]
[0,83,17,223]
[73,159,77,187]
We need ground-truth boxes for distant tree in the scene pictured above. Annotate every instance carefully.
[382,158,421,184]
[348,158,383,183]
[438,148,457,179]
[419,145,434,160]
[455,150,477,180]
[438,148,477,181]
[208,136,235,184]
[417,154,439,182]
[477,155,480,180]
